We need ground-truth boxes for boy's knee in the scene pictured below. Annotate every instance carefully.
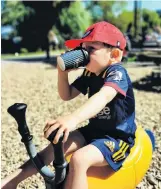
[70,151,82,167]
[70,151,89,170]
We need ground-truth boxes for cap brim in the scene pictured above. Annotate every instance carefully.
[65,39,93,48]
[65,39,84,48]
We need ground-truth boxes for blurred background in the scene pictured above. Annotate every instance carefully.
[1,1,161,189]
[1,0,161,63]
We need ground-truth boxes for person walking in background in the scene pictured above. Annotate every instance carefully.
[46,30,59,60]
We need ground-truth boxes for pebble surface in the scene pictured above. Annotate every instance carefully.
[1,61,161,189]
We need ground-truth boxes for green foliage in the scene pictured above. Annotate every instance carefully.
[59,2,92,39]
[117,8,161,36]
[20,48,28,54]
[142,9,161,28]
[94,1,116,22]
[116,11,134,32]
[1,1,34,26]
[2,0,161,54]
[85,1,127,23]
[97,1,124,20]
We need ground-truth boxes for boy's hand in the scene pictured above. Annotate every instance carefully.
[57,63,77,74]
[57,53,72,74]
[44,115,78,144]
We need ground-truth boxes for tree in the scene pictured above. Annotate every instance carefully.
[58,1,92,39]
[18,1,72,52]
[142,9,161,29]
[2,1,92,54]
[115,11,134,33]
[2,1,132,54]
[1,1,34,27]
[2,1,72,53]
[85,1,127,24]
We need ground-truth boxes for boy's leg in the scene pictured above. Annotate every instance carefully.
[1,130,86,189]
[64,144,109,189]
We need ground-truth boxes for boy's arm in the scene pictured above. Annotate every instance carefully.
[44,86,117,144]
[58,65,81,101]
[70,86,117,124]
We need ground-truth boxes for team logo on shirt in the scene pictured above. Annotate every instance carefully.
[107,70,123,82]
[104,141,115,152]
[93,106,111,120]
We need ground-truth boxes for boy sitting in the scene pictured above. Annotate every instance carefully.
[2,21,136,189]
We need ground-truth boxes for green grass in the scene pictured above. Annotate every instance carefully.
[1,49,65,59]
[2,50,138,64]
[127,56,137,62]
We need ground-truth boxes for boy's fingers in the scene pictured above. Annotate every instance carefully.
[44,123,60,138]
[63,129,69,143]
[43,126,49,133]
[43,120,56,132]
[53,127,64,144]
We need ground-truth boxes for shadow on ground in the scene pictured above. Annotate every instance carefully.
[3,56,161,93]
[2,55,58,68]
[132,68,161,93]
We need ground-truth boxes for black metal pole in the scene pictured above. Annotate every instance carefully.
[134,0,138,38]
[7,103,68,189]
[7,103,56,188]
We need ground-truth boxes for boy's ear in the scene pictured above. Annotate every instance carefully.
[111,49,120,59]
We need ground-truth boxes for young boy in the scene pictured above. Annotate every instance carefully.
[2,21,136,189]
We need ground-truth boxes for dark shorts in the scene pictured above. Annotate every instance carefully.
[78,126,134,171]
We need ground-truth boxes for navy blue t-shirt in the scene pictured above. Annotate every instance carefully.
[71,63,136,143]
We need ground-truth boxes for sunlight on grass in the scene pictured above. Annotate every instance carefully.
[1,49,65,59]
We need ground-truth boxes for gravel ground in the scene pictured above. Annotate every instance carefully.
[1,61,161,189]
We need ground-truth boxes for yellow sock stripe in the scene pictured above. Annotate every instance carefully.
[102,69,108,78]
[113,145,129,162]
[112,142,127,158]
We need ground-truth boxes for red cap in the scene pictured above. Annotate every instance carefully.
[65,21,126,50]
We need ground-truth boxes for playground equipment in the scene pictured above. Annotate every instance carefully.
[7,103,155,189]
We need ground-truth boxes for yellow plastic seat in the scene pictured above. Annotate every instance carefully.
[66,126,153,189]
